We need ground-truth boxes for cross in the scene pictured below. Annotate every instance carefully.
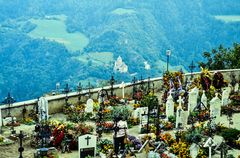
[77,82,82,103]
[188,61,196,79]
[147,77,151,94]
[88,81,92,98]
[110,75,115,97]
[63,84,71,106]
[2,93,16,117]
[85,136,91,146]
[119,82,126,98]
[18,130,24,158]
[177,96,184,107]
[132,77,137,101]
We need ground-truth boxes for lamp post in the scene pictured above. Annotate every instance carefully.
[132,77,137,103]
[189,61,196,80]
[166,50,171,73]
[110,75,115,97]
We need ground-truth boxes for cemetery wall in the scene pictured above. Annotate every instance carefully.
[1,69,240,119]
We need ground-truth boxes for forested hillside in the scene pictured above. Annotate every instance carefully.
[0,0,239,101]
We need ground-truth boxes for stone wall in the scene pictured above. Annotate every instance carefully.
[1,69,240,119]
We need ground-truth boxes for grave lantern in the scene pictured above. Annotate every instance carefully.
[166,50,171,73]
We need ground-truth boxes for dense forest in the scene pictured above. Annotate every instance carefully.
[0,0,239,101]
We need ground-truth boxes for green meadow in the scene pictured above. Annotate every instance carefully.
[28,15,89,51]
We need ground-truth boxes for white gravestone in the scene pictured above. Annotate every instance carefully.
[176,96,184,129]
[139,107,148,133]
[181,111,189,129]
[188,87,199,113]
[201,90,207,107]
[222,89,230,106]
[85,99,94,113]
[78,134,97,158]
[166,95,174,120]
[132,108,141,119]
[210,93,221,124]
[190,143,199,158]
[234,83,239,92]
[119,82,126,98]
[38,97,49,121]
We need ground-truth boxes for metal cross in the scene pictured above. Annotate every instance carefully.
[63,84,71,106]
[77,82,82,104]
[188,61,196,79]
[132,77,137,100]
[18,130,24,158]
[2,93,16,117]
[110,75,115,97]
[85,136,91,146]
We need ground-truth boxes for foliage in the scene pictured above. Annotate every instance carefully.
[220,128,240,146]
[110,105,132,120]
[163,71,184,91]
[140,93,159,110]
[199,43,240,70]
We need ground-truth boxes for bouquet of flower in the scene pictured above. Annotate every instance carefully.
[170,140,190,157]
[97,139,113,154]
[127,135,142,150]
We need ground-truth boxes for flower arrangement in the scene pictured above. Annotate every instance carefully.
[127,135,142,150]
[200,67,212,91]
[133,103,140,109]
[22,117,35,125]
[160,133,176,146]
[163,71,183,90]
[169,140,191,157]
[97,139,114,154]
[212,71,225,89]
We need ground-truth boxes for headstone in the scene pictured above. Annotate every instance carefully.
[166,95,174,120]
[234,83,239,92]
[85,99,94,113]
[188,87,199,113]
[201,90,207,107]
[210,93,221,124]
[119,82,126,98]
[176,96,184,129]
[38,97,49,121]
[190,143,199,158]
[222,88,230,106]
[78,134,97,158]
[181,111,189,129]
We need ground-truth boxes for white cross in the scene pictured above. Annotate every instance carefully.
[177,96,184,107]
[119,82,126,98]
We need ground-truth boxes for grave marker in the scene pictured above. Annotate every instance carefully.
[38,97,49,121]
[78,134,97,158]
[85,99,94,113]
[210,93,221,124]
[166,95,174,120]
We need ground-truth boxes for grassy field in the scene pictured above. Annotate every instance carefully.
[28,15,89,51]
[214,15,240,23]
[74,52,114,66]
